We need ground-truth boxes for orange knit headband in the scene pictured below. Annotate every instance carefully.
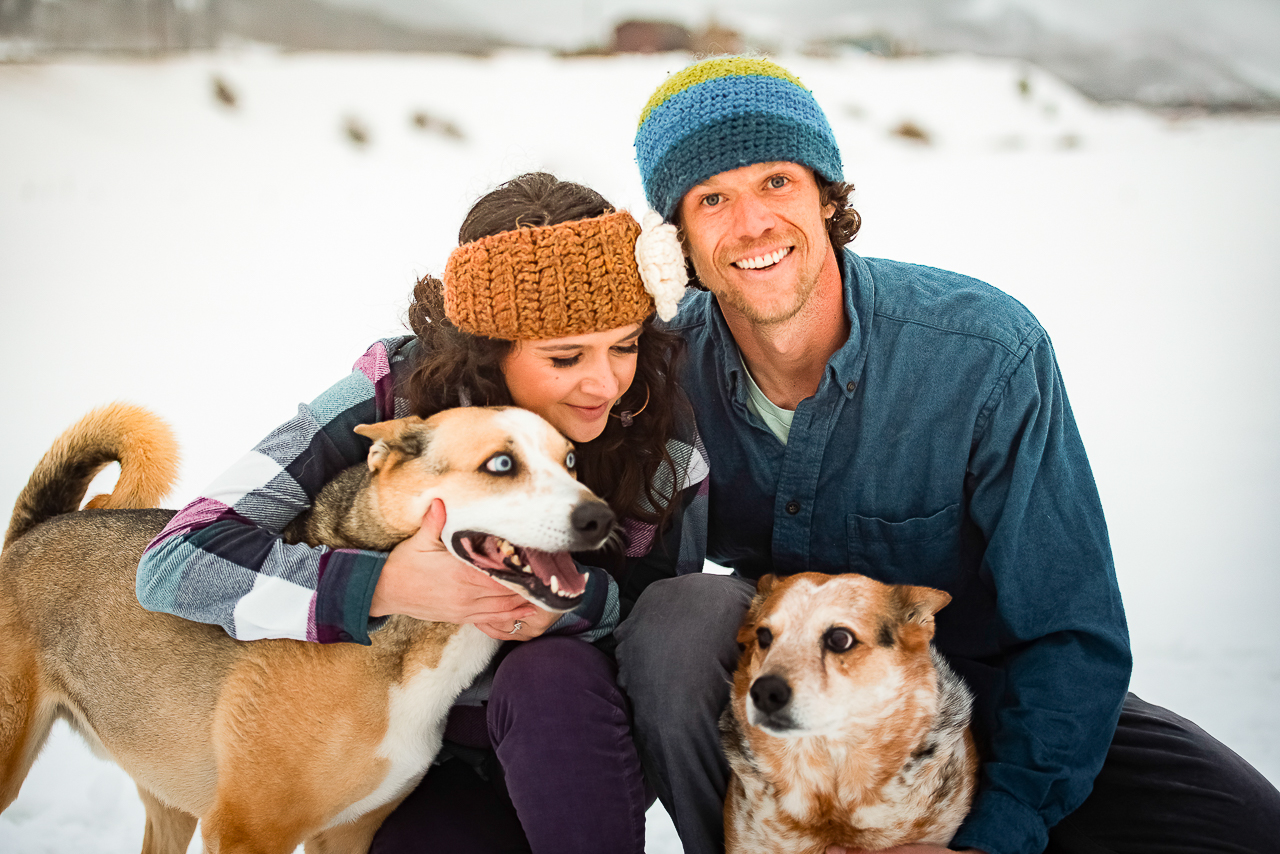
[443,210,657,340]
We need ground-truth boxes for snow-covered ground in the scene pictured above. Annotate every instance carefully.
[1,48,1278,853]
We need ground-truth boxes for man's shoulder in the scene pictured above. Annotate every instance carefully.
[859,255,1044,355]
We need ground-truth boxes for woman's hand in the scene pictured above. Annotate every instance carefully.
[371,499,539,628]
[475,602,561,641]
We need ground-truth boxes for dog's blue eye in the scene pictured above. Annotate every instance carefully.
[565,451,576,469]
[756,627,773,649]
[484,453,514,474]
[824,627,856,653]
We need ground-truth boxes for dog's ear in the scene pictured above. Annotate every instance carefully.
[894,585,952,645]
[902,585,951,625]
[354,419,430,472]
[737,574,778,649]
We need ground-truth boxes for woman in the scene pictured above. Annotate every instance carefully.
[136,173,707,853]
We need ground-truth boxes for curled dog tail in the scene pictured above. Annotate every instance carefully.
[3,403,180,549]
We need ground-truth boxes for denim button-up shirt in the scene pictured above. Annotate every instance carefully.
[667,249,1131,854]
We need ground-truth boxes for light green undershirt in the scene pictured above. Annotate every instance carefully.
[739,350,794,445]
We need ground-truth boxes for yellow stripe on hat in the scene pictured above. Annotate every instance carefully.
[638,56,808,127]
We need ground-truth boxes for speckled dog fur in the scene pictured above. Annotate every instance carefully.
[722,572,978,854]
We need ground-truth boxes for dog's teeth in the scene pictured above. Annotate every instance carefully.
[509,552,522,566]
[498,540,516,556]
[522,564,533,574]
[549,575,560,594]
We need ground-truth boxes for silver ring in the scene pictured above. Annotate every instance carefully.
[510,620,524,634]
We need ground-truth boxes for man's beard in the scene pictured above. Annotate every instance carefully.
[704,235,822,328]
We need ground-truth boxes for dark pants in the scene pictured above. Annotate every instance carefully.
[370,636,647,854]
[1047,696,1280,854]
[615,573,1280,854]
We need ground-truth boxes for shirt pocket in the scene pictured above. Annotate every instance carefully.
[847,503,961,589]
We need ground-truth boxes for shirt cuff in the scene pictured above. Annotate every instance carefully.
[313,548,388,645]
[950,789,1049,854]
[547,565,619,643]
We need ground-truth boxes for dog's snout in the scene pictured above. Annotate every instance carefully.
[749,675,792,715]
[571,501,615,537]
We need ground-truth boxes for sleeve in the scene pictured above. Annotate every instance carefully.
[949,331,1132,854]
[544,564,621,644]
[136,340,406,645]
[618,418,711,618]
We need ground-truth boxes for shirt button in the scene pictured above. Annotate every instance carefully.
[846,381,857,392]
[785,501,800,515]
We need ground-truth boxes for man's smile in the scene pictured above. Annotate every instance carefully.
[732,246,793,270]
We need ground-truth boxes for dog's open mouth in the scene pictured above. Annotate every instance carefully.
[452,531,587,610]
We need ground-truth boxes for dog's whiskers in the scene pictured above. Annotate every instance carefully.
[602,527,626,552]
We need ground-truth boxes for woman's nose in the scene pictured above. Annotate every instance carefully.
[580,359,620,399]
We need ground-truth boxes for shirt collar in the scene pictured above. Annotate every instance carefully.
[830,248,871,398]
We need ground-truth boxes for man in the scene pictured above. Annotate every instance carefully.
[614,56,1280,854]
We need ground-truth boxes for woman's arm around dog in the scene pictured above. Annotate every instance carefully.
[138,338,617,645]
[374,498,555,641]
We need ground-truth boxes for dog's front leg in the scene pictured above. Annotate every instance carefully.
[303,795,406,854]
[201,797,314,854]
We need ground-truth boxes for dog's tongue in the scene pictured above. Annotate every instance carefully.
[463,536,586,598]
[523,547,587,597]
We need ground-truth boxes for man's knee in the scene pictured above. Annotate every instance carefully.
[1052,693,1280,853]
[615,574,754,696]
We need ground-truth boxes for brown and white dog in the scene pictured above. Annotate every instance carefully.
[0,402,613,854]
[721,572,978,854]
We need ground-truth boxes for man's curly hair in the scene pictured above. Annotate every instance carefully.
[817,176,862,250]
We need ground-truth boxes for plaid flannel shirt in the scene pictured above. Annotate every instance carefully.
[137,336,708,646]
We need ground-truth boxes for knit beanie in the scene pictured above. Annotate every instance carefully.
[635,56,844,222]
[443,209,687,340]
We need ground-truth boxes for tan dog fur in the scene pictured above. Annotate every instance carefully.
[0,402,612,854]
[721,572,978,854]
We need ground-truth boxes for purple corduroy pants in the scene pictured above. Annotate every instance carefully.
[368,635,647,854]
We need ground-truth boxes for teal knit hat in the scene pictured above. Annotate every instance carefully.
[635,56,844,221]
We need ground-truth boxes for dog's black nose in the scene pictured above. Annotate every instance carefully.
[749,675,792,715]
[571,502,615,537]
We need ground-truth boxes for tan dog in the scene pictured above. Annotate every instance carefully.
[0,402,613,854]
[721,572,978,854]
